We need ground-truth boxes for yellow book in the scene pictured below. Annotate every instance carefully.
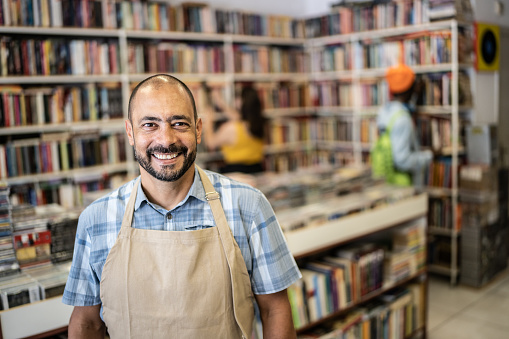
[71,87,81,122]
[59,139,69,171]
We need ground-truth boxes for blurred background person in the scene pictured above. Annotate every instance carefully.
[203,85,267,174]
[372,63,432,187]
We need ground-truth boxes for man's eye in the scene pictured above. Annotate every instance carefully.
[173,122,190,128]
[142,123,156,128]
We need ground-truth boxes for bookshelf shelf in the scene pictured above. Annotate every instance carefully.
[429,226,459,236]
[0,119,125,136]
[0,296,73,339]
[428,263,459,277]
[315,106,355,116]
[424,187,455,197]
[418,105,473,115]
[287,193,427,258]
[0,26,120,37]
[4,162,130,186]
[263,107,314,118]
[124,30,226,42]
[283,190,428,336]
[264,141,312,154]
[307,18,473,285]
[229,35,306,45]
[0,75,123,85]
[316,141,355,150]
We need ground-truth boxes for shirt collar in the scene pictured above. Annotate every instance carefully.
[133,166,208,211]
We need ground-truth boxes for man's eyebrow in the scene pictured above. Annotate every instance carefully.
[139,115,192,123]
[140,116,161,122]
[168,115,192,123]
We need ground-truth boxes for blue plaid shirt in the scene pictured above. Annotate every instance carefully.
[63,167,301,309]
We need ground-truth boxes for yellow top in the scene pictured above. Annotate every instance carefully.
[221,121,264,165]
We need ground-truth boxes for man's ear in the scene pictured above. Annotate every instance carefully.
[125,119,135,146]
[196,117,203,145]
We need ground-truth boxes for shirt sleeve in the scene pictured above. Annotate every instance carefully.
[248,192,302,295]
[391,113,430,172]
[62,209,102,306]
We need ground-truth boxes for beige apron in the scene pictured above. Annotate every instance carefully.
[100,166,254,338]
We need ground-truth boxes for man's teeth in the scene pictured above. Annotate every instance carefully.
[153,153,178,160]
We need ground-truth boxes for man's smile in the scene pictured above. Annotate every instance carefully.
[153,152,180,160]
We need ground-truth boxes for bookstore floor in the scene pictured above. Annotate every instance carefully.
[428,269,509,339]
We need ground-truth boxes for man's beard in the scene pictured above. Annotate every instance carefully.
[134,143,197,182]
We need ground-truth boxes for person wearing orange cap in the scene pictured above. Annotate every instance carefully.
[374,63,432,187]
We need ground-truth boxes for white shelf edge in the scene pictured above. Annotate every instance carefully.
[0,74,123,85]
[428,264,459,277]
[310,19,466,45]
[264,141,313,154]
[286,193,428,257]
[0,119,125,136]
[0,26,120,37]
[0,296,73,339]
[4,162,130,185]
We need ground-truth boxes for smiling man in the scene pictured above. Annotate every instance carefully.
[62,74,301,339]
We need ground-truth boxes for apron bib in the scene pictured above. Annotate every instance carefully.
[100,166,254,338]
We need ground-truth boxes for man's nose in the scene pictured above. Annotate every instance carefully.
[160,126,178,144]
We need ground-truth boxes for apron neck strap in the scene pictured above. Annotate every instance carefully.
[196,166,236,243]
[121,176,141,229]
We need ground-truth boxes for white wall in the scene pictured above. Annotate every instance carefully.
[472,0,509,27]
[470,0,509,137]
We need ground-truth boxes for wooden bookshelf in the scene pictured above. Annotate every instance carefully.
[307,18,472,285]
[282,192,428,335]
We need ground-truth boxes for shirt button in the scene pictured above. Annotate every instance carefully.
[167,214,172,220]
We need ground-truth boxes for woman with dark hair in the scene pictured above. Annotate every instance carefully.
[203,85,266,174]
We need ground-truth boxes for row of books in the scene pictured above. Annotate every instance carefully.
[415,116,453,152]
[0,83,122,127]
[314,30,466,72]
[264,116,376,147]
[233,45,308,74]
[0,132,126,179]
[308,81,354,108]
[297,284,425,338]
[304,0,430,38]
[263,149,355,175]
[428,197,455,229]
[428,0,474,22]
[265,118,313,146]
[424,159,454,189]
[288,221,426,329]
[315,117,354,143]
[255,82,309,110]
[359,31,460,69]
[0,0,304,38]
[8,174,122,207]
[128,41,225,75]
[420,71,472,107]
[0,183,18,277]
[0,37,120,77]
[360,118,378,144]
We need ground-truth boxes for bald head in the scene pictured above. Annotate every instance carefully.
[128,74,198,123]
